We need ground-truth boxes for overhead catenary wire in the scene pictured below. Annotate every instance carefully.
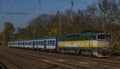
[0,0,16,22]
[6,12,41,15]
[0,0,42,23]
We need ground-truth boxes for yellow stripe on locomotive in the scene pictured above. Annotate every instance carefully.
[58,40,98,48]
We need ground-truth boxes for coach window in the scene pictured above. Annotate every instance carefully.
[36,41,39,45]
[34,41,36,44]
[29,42,33,45]
[25,42,28,45]
[52,40,55,44]
[21,42,23,45]
[25,42,26,45]
[48,40,55,44]
[42,41,45,44]
[20,43,21,45]
[39,41,45,45]
[20,42,22,45]
[25,42,27,45]
[38,41,40,45]
[16,43,18,45]
[48,40,53,44]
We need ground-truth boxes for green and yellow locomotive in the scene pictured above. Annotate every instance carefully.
[57,32,111,57]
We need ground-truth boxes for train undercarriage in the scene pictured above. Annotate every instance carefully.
[56,47,111,57]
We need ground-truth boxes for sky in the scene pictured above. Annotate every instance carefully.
[0,0,96,33]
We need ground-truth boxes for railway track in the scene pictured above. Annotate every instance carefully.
[0,51,24,69]
[0,50,63,69]
[1,48,90,69]
[8,48,120,68]
[0,47,120,69]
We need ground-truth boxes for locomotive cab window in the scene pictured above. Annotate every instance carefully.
[98,34,111,40]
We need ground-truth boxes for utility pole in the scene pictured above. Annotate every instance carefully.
[71,0,73,12]
[103,12,106,33]
[70,0,73,24]
[58,11,61,36]
[33,20,36,39]
[69,0,73,34]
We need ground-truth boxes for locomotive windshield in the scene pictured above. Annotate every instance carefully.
[98,34,111,40]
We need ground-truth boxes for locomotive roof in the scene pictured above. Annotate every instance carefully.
[9,37,57,42]
[60,32,97,37]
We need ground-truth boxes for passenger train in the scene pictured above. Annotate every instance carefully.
[8,32,111,57]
